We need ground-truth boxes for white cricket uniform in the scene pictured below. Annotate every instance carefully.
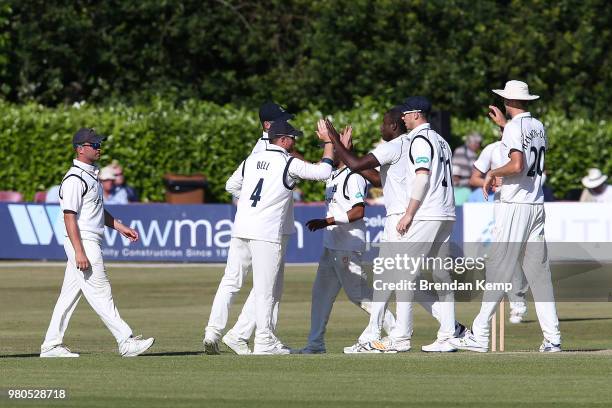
[205,145,332,349]
[42,160,133,351]
[205,132,294,343]
[474,141,529,308]
[360,125,455,342]
[306,167,396,351]
[472,112,561,346]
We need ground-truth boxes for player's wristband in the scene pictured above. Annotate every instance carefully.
[333,211,350,225]
[321,158,334,166]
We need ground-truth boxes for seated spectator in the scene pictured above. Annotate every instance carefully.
[542,171,555,202]
[111,160,139,202]
[580,168,612,203]
[453,132,482,188]
[45,185,61,203]
[452,172,471,205]
[100,166,128,204]
[365,186,384,206]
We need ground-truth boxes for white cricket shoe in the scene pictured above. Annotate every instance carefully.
[539,339,561,353]
[119,335,155,357]
[203,335,220,355]
[370,337,411,353]
[295,345,326,354]
[222,332,251,355]
[343,341,381,354]
[40,344,79,358]
[447,330,488,353]
[253,342,291,355]
[421,339,458,353]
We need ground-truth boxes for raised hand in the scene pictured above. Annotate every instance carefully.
[324,119,341,141]
[488,105,507,128]
[317,119,330,142]
[340,125,353,150]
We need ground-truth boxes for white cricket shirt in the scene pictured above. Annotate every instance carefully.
[405,123,456,220]
[59,159,105,241]
[370,135,409,216]
[323,166,367,252]
[248,131,295,234]
[473,141,508,202]
[228,145,332,243]
[499,112,547,204]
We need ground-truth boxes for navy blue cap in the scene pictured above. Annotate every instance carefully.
[399,96,432,114]
[259,102,295,123]
[72,128,105,145]
[268,121,303,139]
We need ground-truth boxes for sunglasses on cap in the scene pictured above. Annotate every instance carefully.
[77,142,102,150]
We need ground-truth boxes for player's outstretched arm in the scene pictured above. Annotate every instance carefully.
[324,119,380,171]
[104,210,139,242]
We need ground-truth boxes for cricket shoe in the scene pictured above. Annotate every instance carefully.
[294,346,326,354]
[539,339,561,353]
[369,337,411,353]
[447,330,488,353]
[203,335,220,355]
[253,342,292,355]
[343,341,381,354]
[421,339,458,353]
[120,335,155,357]
[222,332,251,355]
[40,344,79,358]
[454,322,468,338]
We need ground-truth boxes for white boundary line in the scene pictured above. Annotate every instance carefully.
[0,261,319,268]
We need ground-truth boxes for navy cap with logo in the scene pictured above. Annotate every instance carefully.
[72,128,105,145]
[258,102,295,123]
[399,96,432,114]
[267,120,303,139]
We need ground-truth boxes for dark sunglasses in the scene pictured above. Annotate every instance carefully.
[80,143,102,150]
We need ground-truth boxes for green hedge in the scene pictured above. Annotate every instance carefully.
[2,0,611,118]
[0,99,610,202]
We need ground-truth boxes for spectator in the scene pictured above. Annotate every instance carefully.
[111,160,139,202]
[100,166,128,205]
[453,132,482,188]
[542,171,556,202]
[580,168,612,203]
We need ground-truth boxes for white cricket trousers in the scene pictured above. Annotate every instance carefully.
[226,235,289,341]
[42,238,133,350]
[306,248,396,351]
[363,215,456,342]
[472,202,561,345]
[205,237,283,347]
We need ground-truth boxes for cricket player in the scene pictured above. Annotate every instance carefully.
[206,102,297,355]
[325,104,466,353]
[449,80,562,352]
[298,125,396,354]
[40,128,154,358]
[204,120,334,354]
[470,139,530,324]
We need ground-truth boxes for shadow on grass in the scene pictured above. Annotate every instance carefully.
[0,353,42,358]
[142,351,204,357]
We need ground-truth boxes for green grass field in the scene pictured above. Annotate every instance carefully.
[1,263,612,407]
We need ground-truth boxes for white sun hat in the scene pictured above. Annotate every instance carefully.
[99,166,116,181]
[492,80,540,100]
[582,168,608,189]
